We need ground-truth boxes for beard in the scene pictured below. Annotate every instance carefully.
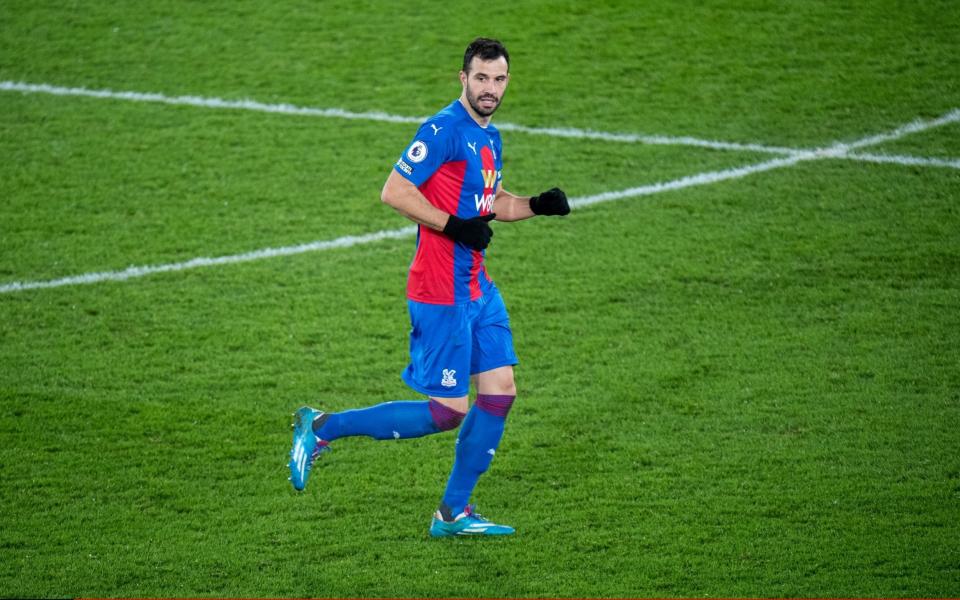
[466,86,502,117]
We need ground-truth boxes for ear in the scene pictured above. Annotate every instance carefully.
[459,70,468,87]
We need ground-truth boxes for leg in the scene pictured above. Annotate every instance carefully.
[290,396,466,492]
[288,300,469,492]
[477,365,517,397]
[290,397,466,492]
[312,396,465,442]
[315,298,470,441]
[437,367,517,515]
[436,290,519,524]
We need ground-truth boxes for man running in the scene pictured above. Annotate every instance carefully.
[289,37,570,537]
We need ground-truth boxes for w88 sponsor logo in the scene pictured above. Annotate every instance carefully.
[474,193,495,213]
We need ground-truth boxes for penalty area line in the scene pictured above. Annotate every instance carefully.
[0,227,417,294]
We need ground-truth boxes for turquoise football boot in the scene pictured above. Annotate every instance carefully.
[288,406,330,491]
[429,505,515,537]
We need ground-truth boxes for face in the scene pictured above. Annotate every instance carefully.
[460,56,510,118]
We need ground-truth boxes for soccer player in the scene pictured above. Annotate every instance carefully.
[288,37,570,537]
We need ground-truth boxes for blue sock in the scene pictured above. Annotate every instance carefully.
[314,400,463,441]
[439,394,515,518]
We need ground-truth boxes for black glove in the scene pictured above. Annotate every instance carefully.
[443,213,496,250]
[530,187,570,216]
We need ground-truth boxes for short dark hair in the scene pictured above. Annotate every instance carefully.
[462,37,510,73]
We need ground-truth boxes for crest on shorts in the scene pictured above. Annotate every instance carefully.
[441,369,457,388]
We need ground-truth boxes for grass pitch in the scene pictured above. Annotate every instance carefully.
[1,1,959,597]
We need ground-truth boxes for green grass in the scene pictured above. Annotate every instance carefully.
[2,0,959,597]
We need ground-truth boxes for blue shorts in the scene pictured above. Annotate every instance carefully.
[402,289,518,398]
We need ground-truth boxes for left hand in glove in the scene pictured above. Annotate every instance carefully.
[529,187,570,216]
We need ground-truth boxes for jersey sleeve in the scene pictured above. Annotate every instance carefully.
[393,118,456,187]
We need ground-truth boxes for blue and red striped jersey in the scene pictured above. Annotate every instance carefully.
[394,99,503,305]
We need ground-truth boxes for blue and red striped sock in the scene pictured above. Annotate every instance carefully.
[439,394,515,518]
[313,400,464,441]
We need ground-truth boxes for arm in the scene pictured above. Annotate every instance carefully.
[381,169,450,231]
[491,186,536,222]
[381,168,496,250]
[493,184,570,221]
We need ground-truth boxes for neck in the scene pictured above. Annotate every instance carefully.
[459,96,491,128]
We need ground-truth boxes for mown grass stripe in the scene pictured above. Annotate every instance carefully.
[0,154,808,294]
[0,79,816,157]
[1,90,957,294]
[5,80,958,168]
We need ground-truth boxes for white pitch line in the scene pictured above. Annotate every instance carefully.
[571,154,808,209]
[844,152,960,169]
[2,155,801,294]
[0,227,418,293]
[0,79,802,157]
[571,109,960,207]
[494,122,802,156]
[3,80,958,169]
[0,80,425,125]
[840,108,960,152]
[1,105,957,294]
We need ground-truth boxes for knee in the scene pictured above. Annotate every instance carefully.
[479,366,517,397]
[486,378,517,398]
